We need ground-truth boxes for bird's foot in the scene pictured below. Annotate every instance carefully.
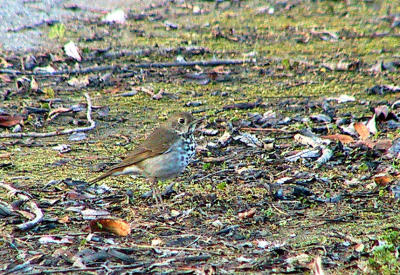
[152,186,166,211]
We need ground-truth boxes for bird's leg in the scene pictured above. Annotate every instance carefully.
[150,178,164,209]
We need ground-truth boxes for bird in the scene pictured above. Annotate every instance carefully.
[89,112,201,207]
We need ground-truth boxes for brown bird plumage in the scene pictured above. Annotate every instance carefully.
[89,112,200,206]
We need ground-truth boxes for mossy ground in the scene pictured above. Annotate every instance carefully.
[1,0,400,273]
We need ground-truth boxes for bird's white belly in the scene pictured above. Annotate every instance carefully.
[140,150,187,179]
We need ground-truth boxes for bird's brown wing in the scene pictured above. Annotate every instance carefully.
[89,127,178,184]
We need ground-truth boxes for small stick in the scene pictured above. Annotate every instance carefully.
[240,127,294,133]
[16,201,44,231]
[0,93,95,139]
[0,182,43,230]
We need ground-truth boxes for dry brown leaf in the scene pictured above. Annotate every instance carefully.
[238,208,256,220]
[374,139,392,151]
[354,243,365,252]
[90,218,131,237]
[48,107,72,117]
[354,122,369,140]
[0,74,12,83]
[0,153,11,159]
[211,65,229,74]
[322,134,355,144]
[0,115,24,127]
[361,140,375,149]
[373,175,393,186]
[58,215,70,224]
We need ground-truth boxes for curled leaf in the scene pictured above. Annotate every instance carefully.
[354,122,369,140]
[90,218,131,237]
[373,175,392,186]
[322,134,354,144]
[0,115,24,127]
[238,208,256,220]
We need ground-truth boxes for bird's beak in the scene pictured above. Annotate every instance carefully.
[194,116,205,124]
[190,116,204,131]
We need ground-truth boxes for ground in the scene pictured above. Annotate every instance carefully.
[1,0,400,274]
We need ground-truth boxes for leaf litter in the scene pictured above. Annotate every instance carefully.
[1,0,400,274]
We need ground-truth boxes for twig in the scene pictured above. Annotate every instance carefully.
[0,59,256,76]
[29,263,148,274]
[7,19,60,32]
[241,127,295,133]
[270,203,289,216]
[16,201,44,231]
[0,93,95,139]
[0,182,43,230]
[0,182,30,200]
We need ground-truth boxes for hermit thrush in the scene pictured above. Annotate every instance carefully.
[89,112,201,207]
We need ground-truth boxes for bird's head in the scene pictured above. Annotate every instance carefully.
[164,112,201,135]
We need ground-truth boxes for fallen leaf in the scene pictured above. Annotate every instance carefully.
[30,77,39,91]
[322,60,359,71]
[354,140,375,149]
[233,133,263,148]
[151,239,164,246]
[164,21,178,30]
[90,218,131,236]
[103,9,126,24]
[374,105,389,120]
[67,76,89,88]
[0,115,23,127]
[39,236,73,244]
[316,147,333,166]
[33,65,56,74]
[0,74,12,83]
[389,138,400,157]
[369,61,384,73]
[238,208,256,219]
[81,209,110,219]
[0,57,12,68]
[58,215,70,224]
[354,122,369,140]
[374,139,392,151]
[366,85,400,95]
[294,134,329,148]
[64,41,82,62]
[373,175,393,186]
[0,153,11,159]
[354,243,365,252]
[336,94,355,103]
[322,134,355,144]
[366,115,377,135]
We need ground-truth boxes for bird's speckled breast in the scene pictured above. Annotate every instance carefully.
[139,133,196,180]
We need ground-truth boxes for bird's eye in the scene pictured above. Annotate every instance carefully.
[178,118,185,124]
